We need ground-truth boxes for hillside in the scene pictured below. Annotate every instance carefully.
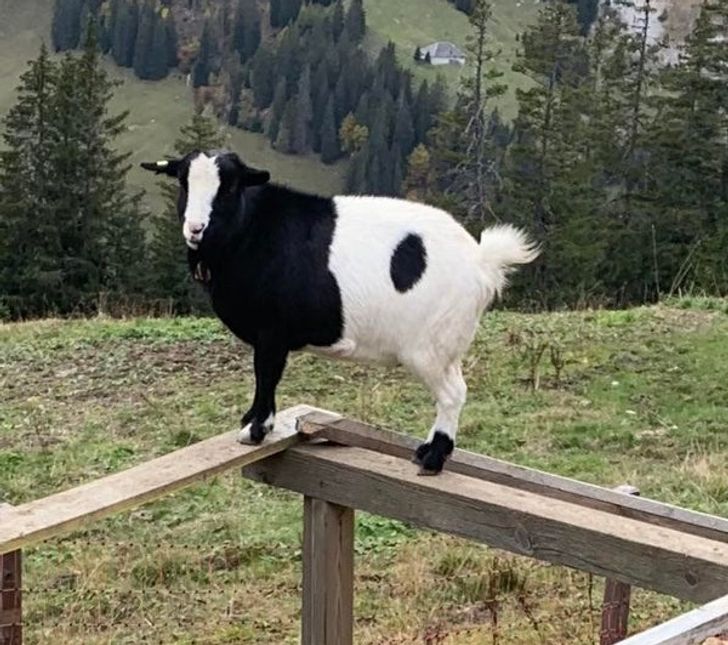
[364,0,539,117]
[2,300,727,641]
[0,0,347,211]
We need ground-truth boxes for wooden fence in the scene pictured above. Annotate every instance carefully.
[1,404,727,644]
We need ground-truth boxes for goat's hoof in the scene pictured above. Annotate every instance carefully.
[413,432,454,476]
[237,421,269,446]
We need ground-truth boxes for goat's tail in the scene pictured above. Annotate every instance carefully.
[478,224,540,295]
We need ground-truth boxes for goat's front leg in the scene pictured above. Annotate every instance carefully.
[237,339,288,445]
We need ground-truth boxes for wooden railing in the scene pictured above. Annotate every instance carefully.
[1,405,727,644]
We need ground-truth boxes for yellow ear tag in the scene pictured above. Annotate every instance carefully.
[157,160,169,168]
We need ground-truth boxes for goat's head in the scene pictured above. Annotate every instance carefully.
[141,151,270,249]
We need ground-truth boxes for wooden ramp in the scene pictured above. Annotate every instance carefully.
[0,405,333,554]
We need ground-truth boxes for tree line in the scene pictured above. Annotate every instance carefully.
[0,25,224,319]
[419,0,728,307]
[237,0,447,196]
[4,0,728,318]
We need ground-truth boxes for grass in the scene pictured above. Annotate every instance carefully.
[363,0,538,117]
[0,0,346,214]
[2,300,728,642]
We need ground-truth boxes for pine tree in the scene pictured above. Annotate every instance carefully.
[52,24,148,306]
[165,9,179,68]
[0,45,60,318]
[332,0,345,41]
[267,78,288,144]
[192,19,215,88]
[251,46,276,108]
[52,0,84,51]
[414,46,422,62]
[149,110,225,312]
[112,0,139,67]
[344,0,366,42]
[392,91,415,164]
[292,64,313,154]
[133,1,155,79]
[275,98,297,152]
[320,94,340,163]
[233,0,262,63]
[402,144,433,201]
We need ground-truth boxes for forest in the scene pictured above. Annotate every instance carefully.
[0,0,727,318]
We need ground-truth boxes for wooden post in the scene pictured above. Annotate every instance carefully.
[601,485,640,645]
[302,497,354,645]
[1,504,22,645]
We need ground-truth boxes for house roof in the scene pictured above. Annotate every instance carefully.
[421,41,466,60]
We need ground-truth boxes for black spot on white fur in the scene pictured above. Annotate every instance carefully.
[413,431,454,475]
[390,234,427,293]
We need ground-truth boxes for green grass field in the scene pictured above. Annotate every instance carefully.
[2,299,728,642]
[364,0,538,117]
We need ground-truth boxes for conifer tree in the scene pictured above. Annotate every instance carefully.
[344,0,366,42]
[0,45,59,318]
[233,0,261,63]
[320,94,340,163]
[275,99,297,152]
[52,0,84,51]
[133,1,155,79]
[51,25,147,305]
[267,78,288,144]
[192,19,215,87]
[293,65,313,154]
[251,46,276,108]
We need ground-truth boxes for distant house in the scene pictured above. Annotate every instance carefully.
[419,41,466,66]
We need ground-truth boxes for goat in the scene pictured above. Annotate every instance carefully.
[141,150,538,474]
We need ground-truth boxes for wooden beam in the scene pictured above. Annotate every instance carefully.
[297,414,728,544]
[0,405,329,555]
[619,594,728,645]
[302,498,354,645]
[0,504,21,645]
[244,444,728,603]
[601,485,641,645]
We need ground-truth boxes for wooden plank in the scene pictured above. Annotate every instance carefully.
[0,504,21,645]
[619,594,728,645]
[243,444,728,603]
[0,405,328,555]
[600,485,641,645]
[297,413,728,544]
[302,497,354,645]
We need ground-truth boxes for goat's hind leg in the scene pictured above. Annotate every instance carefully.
[409,360,467,475]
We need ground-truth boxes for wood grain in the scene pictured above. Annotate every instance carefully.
[0,405,329,554]
[619,594,728,645]
[244,443,728,603]
[302,497,354,645]
[297,414,728,544]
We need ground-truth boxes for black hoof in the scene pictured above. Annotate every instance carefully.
[248,421,269,444]
[413,431,454,476]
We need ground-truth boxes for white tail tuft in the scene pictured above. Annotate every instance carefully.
[479,224,540,295]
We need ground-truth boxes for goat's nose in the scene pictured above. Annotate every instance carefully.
[189,223,204,235]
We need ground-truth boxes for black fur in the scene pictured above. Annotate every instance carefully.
[143,151,343,443]
[413,431,454,475]
[390,233,427,293]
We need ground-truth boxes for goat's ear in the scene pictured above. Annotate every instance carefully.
[243,166,270,186]
[140,159,182,177]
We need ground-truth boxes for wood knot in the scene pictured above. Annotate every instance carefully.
[684,570,699,586]
[514,525,534,554]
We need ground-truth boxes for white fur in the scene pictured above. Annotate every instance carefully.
[327,196,538,443]
[184,154,220,249]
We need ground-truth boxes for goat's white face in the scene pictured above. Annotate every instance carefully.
[183,154,221,249]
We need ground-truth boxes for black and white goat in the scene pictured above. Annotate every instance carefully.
[142,151,538,474]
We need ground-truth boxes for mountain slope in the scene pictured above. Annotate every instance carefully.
[364,0,539,117]
[0,0,346,211]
